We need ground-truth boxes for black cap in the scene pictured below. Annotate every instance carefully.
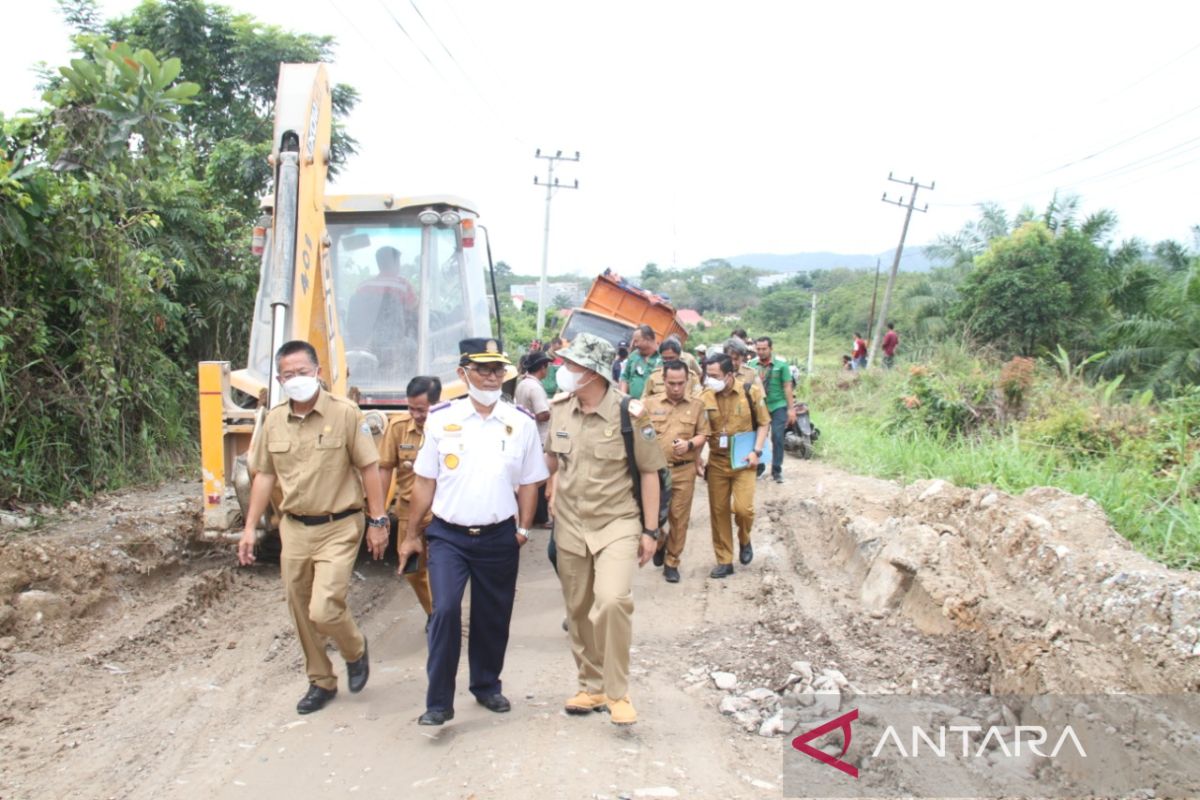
[524,351,552,371]
[458,337,511,366]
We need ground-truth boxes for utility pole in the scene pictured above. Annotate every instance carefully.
[807,292,817,375]
[869,173,934,368]
[533,149,580,338]
[866,257,881,342]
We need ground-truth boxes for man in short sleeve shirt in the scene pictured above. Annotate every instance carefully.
[238,340,389,715]
[398,338,549,726]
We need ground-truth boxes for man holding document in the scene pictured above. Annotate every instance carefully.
[697,353,770,579]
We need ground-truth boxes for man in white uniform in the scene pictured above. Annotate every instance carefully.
[399,338,549,726]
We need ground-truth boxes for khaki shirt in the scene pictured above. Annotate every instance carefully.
[378,411,430,523]
[643,392,710,465]
[643,366,698,399]
[702,381,769,456]
[736,364,764,392]
[249,390,379,515]
[680,350,702,377]
[546,386,667,555]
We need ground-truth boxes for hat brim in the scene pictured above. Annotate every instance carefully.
[558,351,612,382]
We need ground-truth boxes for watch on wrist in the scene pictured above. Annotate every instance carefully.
[517,527,531,538]
[642,527,660,541]
[687,440,695,452]
[753,449,763,458]
[367,515,389,529]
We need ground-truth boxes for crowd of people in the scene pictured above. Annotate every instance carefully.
[239,322,899,732]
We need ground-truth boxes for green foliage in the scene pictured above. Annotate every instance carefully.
[1,1,358,506]
[953,222,1106,357]
[810,348,1199,568]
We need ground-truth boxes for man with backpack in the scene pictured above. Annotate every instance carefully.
[698,353,769,579]
[544,333,666,726]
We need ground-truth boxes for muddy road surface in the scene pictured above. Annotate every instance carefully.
[1,460,1196,799]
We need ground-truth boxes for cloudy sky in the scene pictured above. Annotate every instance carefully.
[4,1,1199,276]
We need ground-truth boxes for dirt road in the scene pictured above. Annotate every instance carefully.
[2,459,1196,799]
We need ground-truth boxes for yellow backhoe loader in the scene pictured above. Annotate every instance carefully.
[198,64,501,538]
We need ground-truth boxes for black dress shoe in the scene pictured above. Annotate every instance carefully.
[297,684,337,715]
[347,636,369,693]
[709,563,734,579]
[663,566,680,583]
[739,542,754,565]
[476,693,511,713]
[652,547,665,568]
[418,708,455,726]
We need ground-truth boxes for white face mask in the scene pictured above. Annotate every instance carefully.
[704,376,726,393]
[467,383,502,407]
[281,374,320,402]
[556,367,593,394]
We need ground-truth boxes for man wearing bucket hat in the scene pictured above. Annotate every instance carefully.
[399,337,549,727]
[544,333,667,726]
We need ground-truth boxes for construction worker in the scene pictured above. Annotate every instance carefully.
[398,338,548,727]
[378,375,442,623]
[618,324,661,399]
[699,352,769,579]
[644,360,710,583]
[545,333,666,725]
[643,337,697,398]
[238,340,389,714]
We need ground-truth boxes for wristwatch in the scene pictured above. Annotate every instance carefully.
[367,515,390,529]
[753,449,763,458]
[517,527,531,539]
[642,527,660,541]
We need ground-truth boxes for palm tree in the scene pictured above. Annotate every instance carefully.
[1101,261,1200,395]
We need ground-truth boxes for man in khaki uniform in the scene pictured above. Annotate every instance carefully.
[724,337,763,392]
[378,376,442,620]
[699,352,769,579]
[643,337,698,398]
[238,340,389,715]
[545,333,666,725]
[644,361,709,583]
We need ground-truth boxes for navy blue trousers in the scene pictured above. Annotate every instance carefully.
[424,517,519,712]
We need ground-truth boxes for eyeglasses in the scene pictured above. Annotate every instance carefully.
[466,364,507,378]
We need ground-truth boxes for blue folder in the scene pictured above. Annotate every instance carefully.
[730,430,771,470]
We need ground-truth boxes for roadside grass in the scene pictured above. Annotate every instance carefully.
[805,352,1200,571]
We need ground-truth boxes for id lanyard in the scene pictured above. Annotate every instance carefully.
[715,390,738,449]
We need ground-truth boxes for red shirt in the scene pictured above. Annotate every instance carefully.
[882,330,899,356]
[852,338,868,359]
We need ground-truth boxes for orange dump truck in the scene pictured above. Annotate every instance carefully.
[559,270,687,349]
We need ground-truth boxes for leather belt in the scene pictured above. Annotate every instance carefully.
[434,516,511,536]
[669,460,693,467]
[288,508,360,526]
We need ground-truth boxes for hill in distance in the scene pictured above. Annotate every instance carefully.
[725,247,936,273]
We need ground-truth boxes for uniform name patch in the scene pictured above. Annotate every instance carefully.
[555,431,569,438]
[399,443,416,450]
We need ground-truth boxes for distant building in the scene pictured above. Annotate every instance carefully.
[756,273,791,289]
[677,308,710,327]
[510,282,583,309]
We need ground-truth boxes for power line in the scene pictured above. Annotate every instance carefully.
[327,0,408,81]
[1104,41,1200,100]
[1037,100,1200,176]
[375,0,451,84]
[869,173,933,370]
[533,149,581,338]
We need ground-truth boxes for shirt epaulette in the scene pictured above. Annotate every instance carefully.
[429,401,452,414]
[550,393,573,404]
[513,403,536,420]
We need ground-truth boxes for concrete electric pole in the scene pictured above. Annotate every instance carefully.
[533,149,580,338]
[869,173,934,368]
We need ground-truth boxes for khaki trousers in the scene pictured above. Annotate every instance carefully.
[396,514,433,616]
[280,513,367,690]
[657,462,697,568]
[556,519,639,701]
[706,457,756,565]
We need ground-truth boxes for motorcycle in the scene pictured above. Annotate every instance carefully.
[783,401,820,459]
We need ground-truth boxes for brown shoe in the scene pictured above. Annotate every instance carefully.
[607,695,637,725]
[564,691,608,714]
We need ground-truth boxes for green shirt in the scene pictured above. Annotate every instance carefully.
[750,356,792,412]
[620,351,662,399]
[541,362,559,396]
